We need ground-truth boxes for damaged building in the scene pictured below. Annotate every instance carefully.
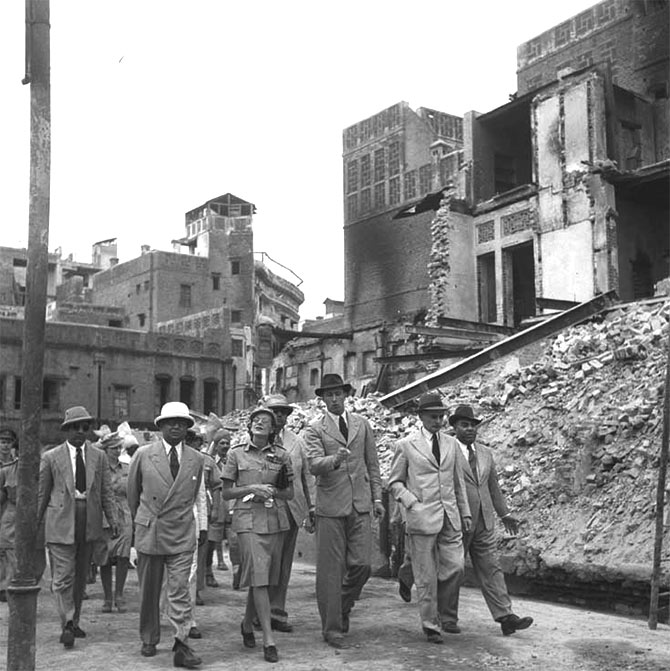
[0,194,303,439]
[271,0,669,401]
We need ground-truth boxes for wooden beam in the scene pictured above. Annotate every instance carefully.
[435,316,516,336]
[379,291,618,408]
[404,324,502,343]
[375,348,483,363]
[536,297,580,311]
[273,327,354,341]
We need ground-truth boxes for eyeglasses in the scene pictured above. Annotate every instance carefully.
[68,423,91,432]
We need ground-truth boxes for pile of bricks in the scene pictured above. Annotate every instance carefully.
[221,298,669,572]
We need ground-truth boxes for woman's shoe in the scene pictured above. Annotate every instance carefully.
[101,600,113,613]
[115,597,127,613]
[263,645,279,663]
[241,621,256,648]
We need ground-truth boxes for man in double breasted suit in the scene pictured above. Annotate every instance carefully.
[304,374,384,649]
[38,406,118,648]
[127,402,206,668]
[388,393,471,644]
[445,405,533,636]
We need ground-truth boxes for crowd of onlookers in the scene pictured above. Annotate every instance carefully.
[0,372,533,667]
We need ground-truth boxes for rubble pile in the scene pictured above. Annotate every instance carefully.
[220,298,669,573]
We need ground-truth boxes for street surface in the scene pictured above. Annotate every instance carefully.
[1,561,669,670]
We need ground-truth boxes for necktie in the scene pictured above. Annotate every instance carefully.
[431,434,440,464]
[169,446,180,480]
[75,446,86,493]
[468,445,478,482]
[338,415,348,441]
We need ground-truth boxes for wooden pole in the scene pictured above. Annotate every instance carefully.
[648,336,670,629]
[6,0,50,668]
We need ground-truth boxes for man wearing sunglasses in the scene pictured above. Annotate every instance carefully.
[38,405,119,649]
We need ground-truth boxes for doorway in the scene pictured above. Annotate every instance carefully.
[505,242,536,326]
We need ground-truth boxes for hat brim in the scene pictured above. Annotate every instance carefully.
[267,405,294,414]
[418,405,448,412]
[154,414,195,428]
[315,383,352,397]
[61,415,94,430]
[448,414,482,426]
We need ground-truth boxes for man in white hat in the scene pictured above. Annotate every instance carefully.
[127,402,207,668]
[38,406,119,649]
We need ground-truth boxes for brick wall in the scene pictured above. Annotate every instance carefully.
[517,0,669,99]
[344,210,433,328]
[0,318,223,442]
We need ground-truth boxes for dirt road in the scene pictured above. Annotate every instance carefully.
[1,561,669,670]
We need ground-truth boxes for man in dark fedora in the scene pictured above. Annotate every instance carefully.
[127,401,207,668]
[38,405,118,648]
[304,374,384,649]
[445,404,533,637]
[388,392,471,644]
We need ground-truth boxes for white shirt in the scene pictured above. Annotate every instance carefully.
[67,441,86,498]
[456,439,473,461]
[326,410,347,429]
[419,426,440,450]
[162,439,183,462]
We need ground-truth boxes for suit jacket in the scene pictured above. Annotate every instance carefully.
[278,428,314,526]
[388,429,470,535]
[305,411,382,517]
[127,439,205,555]
[38,441,117,544]
[456,441,509,532]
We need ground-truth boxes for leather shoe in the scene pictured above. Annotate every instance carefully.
[423,627,443,644]
[398,581,411,603]
[271,619,293,633]
[72,625,86,638]
[173,641,202,668]
[60,622,75,649]
[241,621,256,648]
[263,645,279,663]
[188,626,202,639]
[141,643,157,657]
[205,575,219,588]
[341,611,350,634]
[195,593,204,606]
[499,613,533,636]
[324,635,349,649]
[442,621,461,634]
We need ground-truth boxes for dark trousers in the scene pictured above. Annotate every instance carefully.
[315,512,371,639]
[47,499,91,627]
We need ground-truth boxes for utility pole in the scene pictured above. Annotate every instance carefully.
[6,0,50,668]
[648,338,670,630]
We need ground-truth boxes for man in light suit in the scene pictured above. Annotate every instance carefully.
[38,406,118,648]
[388,392,471,644]
[265,393,315,632]
[446,405,533,636]
[304,374,384,649]
[127,402,206,668]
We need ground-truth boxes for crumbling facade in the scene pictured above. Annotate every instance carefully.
[271,0,669,402]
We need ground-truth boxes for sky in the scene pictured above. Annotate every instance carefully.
[0,0,598,320]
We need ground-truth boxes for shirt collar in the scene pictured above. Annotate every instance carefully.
[244,439,275,453]
[327,410,347,426]
[419,426,438,445]
[67,441,85,454]
[162,439,183,456]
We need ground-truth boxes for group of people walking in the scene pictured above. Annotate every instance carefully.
[0,372,533,666]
